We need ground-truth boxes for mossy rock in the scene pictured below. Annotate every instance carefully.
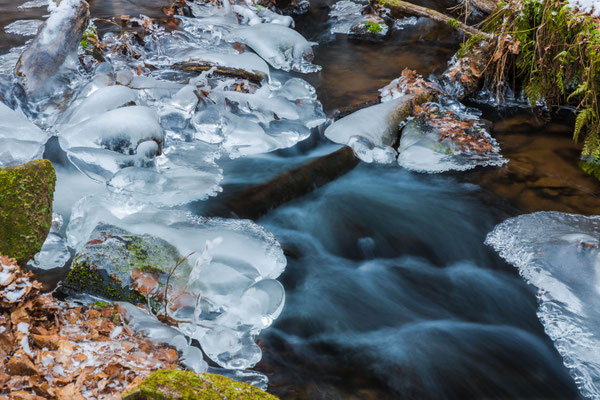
[0,159,56,265]
[123,370,280,400]
[63,224,190,304]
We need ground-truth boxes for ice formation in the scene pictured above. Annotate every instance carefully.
[329,1,366,34]
[324,98,409,163]
[227,23,321,73]
[0,102,50,167]
[486,212,600,400]
[66,194,286,370]
[397,101,507,173]
[4,19,43,36]
[28,213,70,270]
[326,71,505,171]
[567,0,600,16]
[0,0,332,381]
[18,0,49,8]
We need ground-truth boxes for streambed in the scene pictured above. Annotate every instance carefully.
[0,0,596,398]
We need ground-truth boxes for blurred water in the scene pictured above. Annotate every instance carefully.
[254,164,581,399]
[0,0,585,398]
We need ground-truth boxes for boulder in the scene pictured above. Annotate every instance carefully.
[122,370,279,400]
[63,224,188,303]
[0,159,56,265]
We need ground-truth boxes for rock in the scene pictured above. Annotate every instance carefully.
[0,160,56,265]
[349,16,389,40]
[122,370,280,400]
[62,224,187,303]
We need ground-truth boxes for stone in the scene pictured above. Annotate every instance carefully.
[0,160,56,265]
[62,224,188,303]
[122,370,280,400]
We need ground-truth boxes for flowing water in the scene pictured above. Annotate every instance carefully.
[0,0,595,398]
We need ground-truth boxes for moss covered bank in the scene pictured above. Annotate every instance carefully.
[123,370,280,400]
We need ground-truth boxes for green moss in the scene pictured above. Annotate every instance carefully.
[364,21,383,34]
[80,25,98,51]
[91,301,112,309]
[481,0,600,173]
[0,159,56,265]
[64,259,147,304]
[456,33,487,59]
[447,18,460,29]
[122,370,280,400]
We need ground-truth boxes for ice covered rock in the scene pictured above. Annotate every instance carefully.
[397,102,506,173]
[63,224,185,303]
[486,212,600,400]
[66,195,286,369]
[226,23,320,73]
[349,16,388,40]
[15,0,90,98]
[58,106,164,181]
[0,102,50,167]
[324,97,411,163]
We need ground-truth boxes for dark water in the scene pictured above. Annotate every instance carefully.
[0,0,588,398]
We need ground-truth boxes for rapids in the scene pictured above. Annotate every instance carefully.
[0,0,596,398]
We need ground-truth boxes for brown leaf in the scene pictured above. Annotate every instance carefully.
[6,351,37,376]
[31,334,61,350]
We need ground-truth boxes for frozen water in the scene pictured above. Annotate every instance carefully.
[227,23,321,73]
[486,212,600,400]
[107,142,224,206]
[27,232,70,270]
[4,19,43,36]
[59,85,139,126]
[324,98,408,163]
[29,212,70,269]
[329,1,367,34]
[116,301,209,373]
[18,0,49,9]
[0,102,50,167]
[254,7,294,27]
[58,105,163,181]
[66,195,286,369]
[568,0,600,16]
[397,116,506,173]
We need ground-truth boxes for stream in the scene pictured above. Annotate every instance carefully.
[1,0,597,398]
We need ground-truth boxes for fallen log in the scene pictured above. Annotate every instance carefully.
[173,62,266,84]
[222,146,359,219]
[15,0,90,99]
[374,0,485,36]
[470,0,498,15]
